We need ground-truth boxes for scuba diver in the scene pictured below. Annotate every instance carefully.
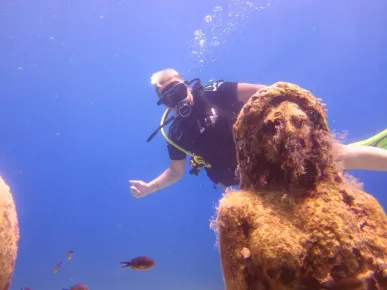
[129,68,387,198]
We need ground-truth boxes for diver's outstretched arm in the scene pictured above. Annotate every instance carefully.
[148,159,185,192]
[237,83,266,103]
[338,144,387,171]
[130,159,185,198]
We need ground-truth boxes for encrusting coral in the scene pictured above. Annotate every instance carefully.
[0,177,19,290]
[214,82,387,290]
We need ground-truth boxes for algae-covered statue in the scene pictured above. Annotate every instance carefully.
[0,177,19,290]
[214,82,387,290]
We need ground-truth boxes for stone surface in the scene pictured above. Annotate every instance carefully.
[0,176,19,290]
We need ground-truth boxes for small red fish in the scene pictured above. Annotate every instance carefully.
[70,284,88,290]
[67,249,74,260]
[62,284,88,290]
[120,256,155,270]
[53,261,63,273]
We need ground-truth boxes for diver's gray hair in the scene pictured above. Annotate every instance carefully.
[150,68,182,87]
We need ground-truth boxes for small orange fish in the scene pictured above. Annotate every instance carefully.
[53,261,63,273]
[70,285,88,290]
[63,284,88,290]
[120,256,155,270]
[67,249,74,260]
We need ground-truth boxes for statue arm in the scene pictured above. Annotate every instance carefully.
[217,193,252,290]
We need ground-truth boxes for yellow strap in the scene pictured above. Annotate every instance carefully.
[160,109,211,168]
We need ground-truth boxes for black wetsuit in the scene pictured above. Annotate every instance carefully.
[167,81,243,187]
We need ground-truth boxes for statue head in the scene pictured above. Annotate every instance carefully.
[234,82,341,192]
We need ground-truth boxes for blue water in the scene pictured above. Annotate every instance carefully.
[0,0,386,289]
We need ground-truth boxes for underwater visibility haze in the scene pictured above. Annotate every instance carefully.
[0,0,387,289]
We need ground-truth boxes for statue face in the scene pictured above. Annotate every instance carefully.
[261,102,312,163]
[234,82,336,191]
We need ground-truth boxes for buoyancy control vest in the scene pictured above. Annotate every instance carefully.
[147,79,243,185]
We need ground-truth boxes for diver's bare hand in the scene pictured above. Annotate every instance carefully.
[129,180,150,198]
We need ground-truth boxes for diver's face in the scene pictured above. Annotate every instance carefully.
[158,79,191,110]
[261,102,311,162]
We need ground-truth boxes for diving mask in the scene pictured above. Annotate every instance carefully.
[156,81,188,108]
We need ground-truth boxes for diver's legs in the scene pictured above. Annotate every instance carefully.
[337,144,387,171]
